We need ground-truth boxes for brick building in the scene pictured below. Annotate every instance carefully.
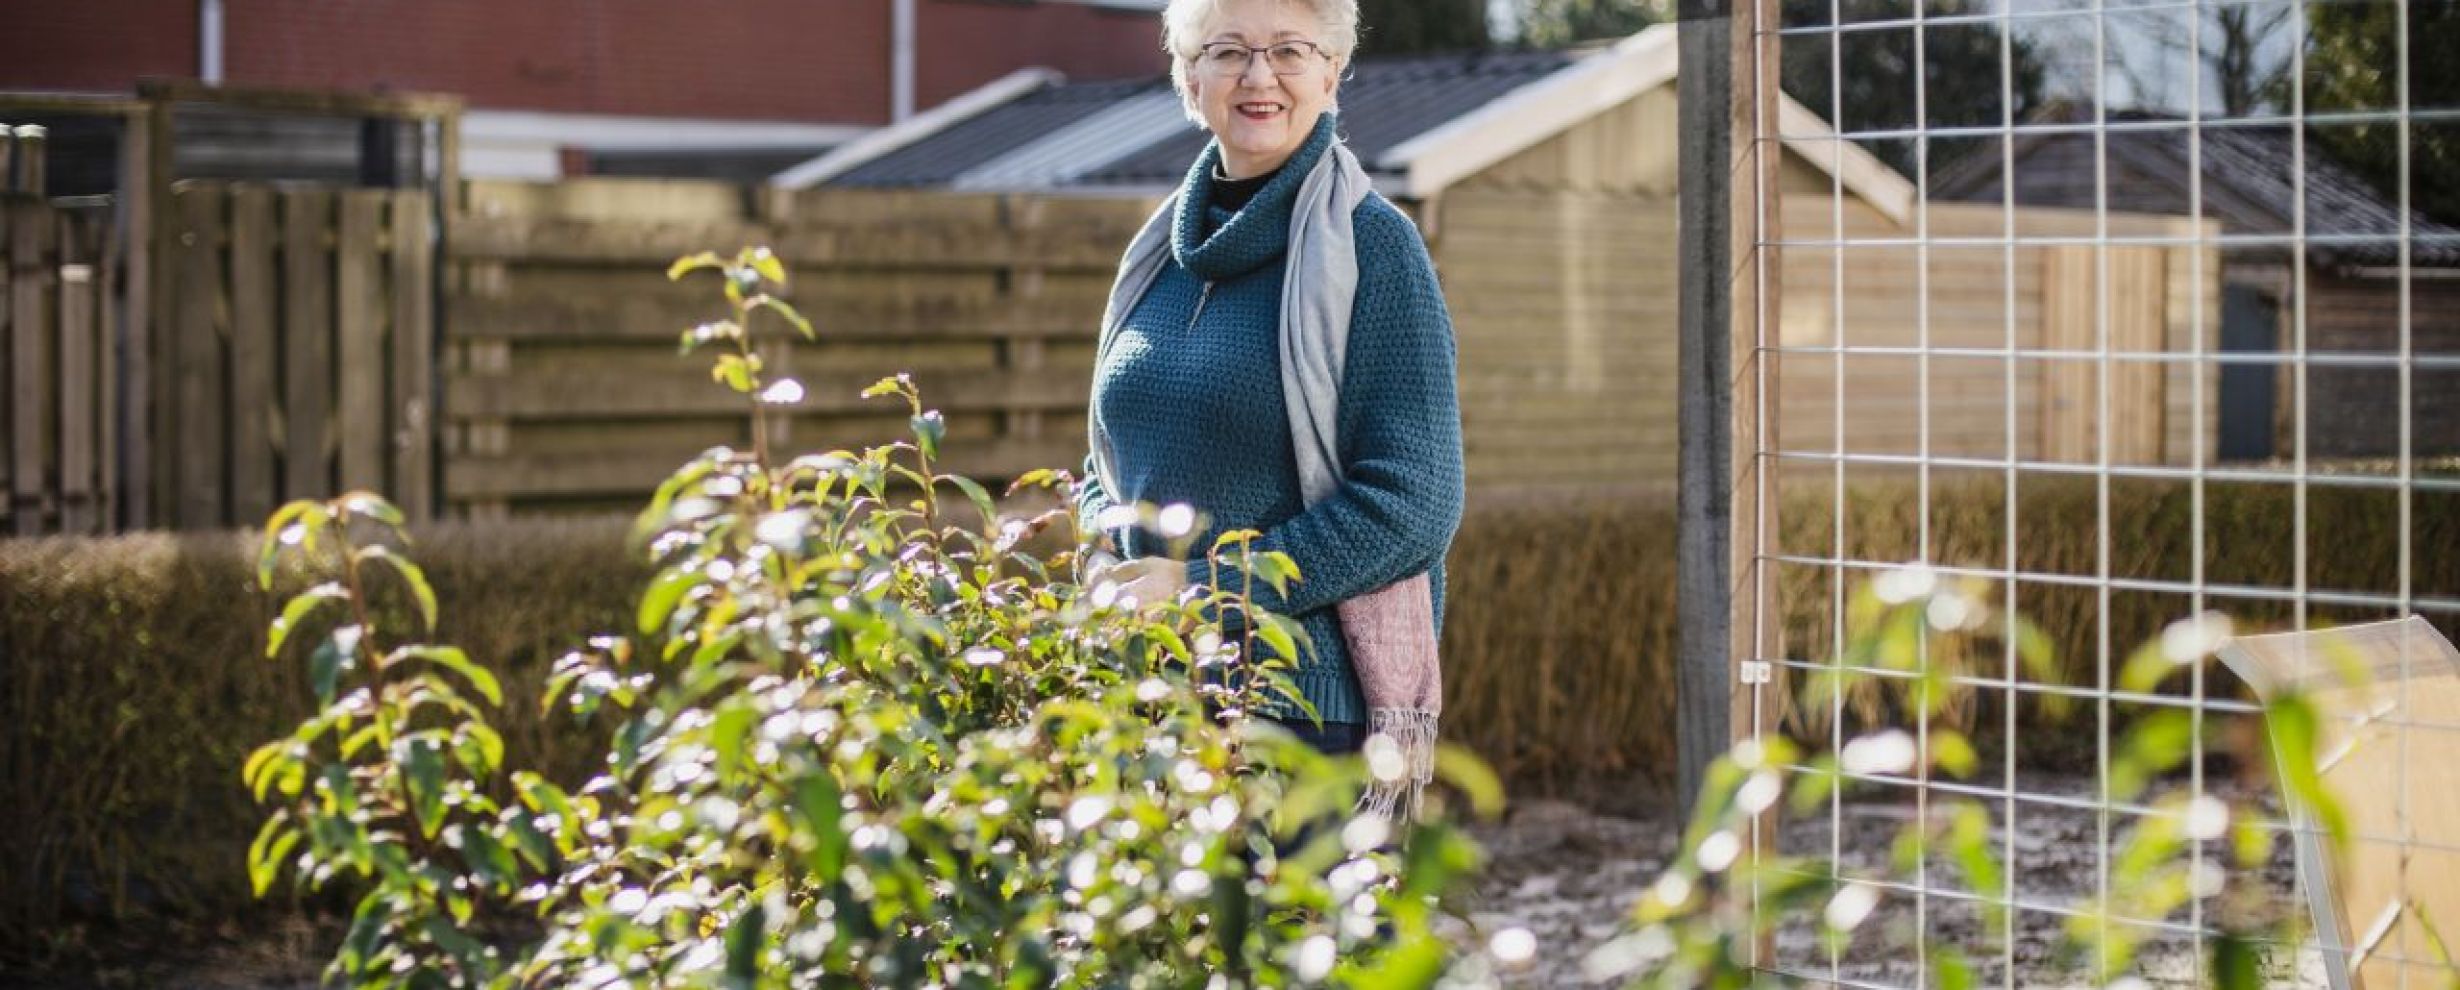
[0,0,1172,179]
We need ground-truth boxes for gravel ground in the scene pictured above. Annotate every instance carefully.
[1457,784,2324,989]
[17,783,2326,989]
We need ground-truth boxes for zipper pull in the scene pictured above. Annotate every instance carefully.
[1188,282,1214,331]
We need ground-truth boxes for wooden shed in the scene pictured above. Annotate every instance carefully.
[788,24,2221,492]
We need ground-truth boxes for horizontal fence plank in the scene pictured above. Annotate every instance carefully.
[451,291,1105,343]
[450,218,1131,271]
[444,437,1084,501]
[450,366,1090,420]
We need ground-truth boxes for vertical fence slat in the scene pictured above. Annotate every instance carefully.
[389,191,434,520]
[10,198,52,534]
[95,209,119,530]
[336,191,385,494]
[173,187,227,528]
[282,189,334,501]
[57,215,97,534]
[228,186,278,522]
[2040,246,2096,463]
[0,200,12,531]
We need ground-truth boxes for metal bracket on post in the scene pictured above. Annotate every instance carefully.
[1738,660,1773,686]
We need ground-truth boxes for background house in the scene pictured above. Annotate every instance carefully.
[0,0,1171,185]
[1933,107,2460,462]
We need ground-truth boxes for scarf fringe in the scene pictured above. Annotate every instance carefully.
[1355,708,1440,823]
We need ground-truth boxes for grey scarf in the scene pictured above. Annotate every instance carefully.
[1090,136,1442,820]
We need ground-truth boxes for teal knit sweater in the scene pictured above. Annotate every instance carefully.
[1076,116,1466,725]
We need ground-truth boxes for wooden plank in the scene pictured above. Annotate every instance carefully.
[444,437,1085,501]
[449,290,1106,343]
[57,214,97,533]
[10,199,52,533]
[226,185,278,521]
[336,190,386,493]
[390,191,435,520]
[2111,246,2168,464]
[450,365,1090,420]
[0,201,11,529]
[448,217,1127,271]
[172,187,227,528]
[142,101,173,529]
[282,188,334,500]
[94,208,119,530]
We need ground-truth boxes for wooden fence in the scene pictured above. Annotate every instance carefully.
[443,180,1147,515]
[1,180,119,535]
[161,183,437,528]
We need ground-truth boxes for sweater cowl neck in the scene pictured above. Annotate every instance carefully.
[1171,113,1341,282]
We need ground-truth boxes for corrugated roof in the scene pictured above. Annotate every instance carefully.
[828,48,1578,192]
[829,77,1160,187]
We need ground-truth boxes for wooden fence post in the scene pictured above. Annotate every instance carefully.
[9,197,53,534]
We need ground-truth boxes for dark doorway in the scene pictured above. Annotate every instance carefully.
[2219,284,2277,461]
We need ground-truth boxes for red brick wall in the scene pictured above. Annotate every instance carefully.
[0,0,200,92]
[917,1,1166,108]
[0,0,1167,125]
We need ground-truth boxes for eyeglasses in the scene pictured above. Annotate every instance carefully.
[1193,40,1332,77]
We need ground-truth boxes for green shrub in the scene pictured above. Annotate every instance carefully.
[231,248,1504,987]
[7,474,2456,943]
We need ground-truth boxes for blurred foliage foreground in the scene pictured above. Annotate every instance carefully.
[3,248,2449,987]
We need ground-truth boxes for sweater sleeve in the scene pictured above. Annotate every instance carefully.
[1077,453,1116,544]
[1182,204,1465,617]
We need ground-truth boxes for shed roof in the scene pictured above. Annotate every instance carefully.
[1933,107,2460,269]
[774,25,1915,221]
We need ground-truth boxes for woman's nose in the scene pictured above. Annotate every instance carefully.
[1238,52,1277,87]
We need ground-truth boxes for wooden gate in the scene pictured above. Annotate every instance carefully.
[0,196,118,535]
[162,183,437,528]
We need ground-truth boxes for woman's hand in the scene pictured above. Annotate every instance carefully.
[1091,556,1189,606]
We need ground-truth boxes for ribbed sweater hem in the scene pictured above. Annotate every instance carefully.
[1262,665,1365,726]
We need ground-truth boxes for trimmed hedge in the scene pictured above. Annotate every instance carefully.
[4,477,2456,939]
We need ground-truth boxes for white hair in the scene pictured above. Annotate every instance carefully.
[1161,0,1358,123]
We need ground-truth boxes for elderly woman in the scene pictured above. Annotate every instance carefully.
[1076,0,1465,764]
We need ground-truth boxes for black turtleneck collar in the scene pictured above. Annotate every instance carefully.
[1211,165,1282,213]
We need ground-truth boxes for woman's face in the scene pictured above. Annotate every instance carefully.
[1187,0,1341,179]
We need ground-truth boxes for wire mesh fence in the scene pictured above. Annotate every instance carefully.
[1743,0,2458,984]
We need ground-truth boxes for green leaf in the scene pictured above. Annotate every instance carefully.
[386,645,501,707]
[713,353,759,393]
[727,902,768,981]
[1252,612,1309,666]
[244,739,293,802]
[268,583,348,659]
[1006,468,1058,495]
[454,824,520,890]
[911,411,945,460]
[310,625,365,707]
[357,546,438,632]
[502,812,555,871]
[456,723,506,779]
[338,491,405,529]
[1434,745,1506,819]
[795,774,847,876]
[1931,730,1979,778]
[667,251,724,281]
[746,246,787,287]
[861,375,908,400]
[258,500,324,589]
[400,735,448,839]
[754,295,815,340]
[638,564,702,637]
[943,474,998,532]
[247,812,300,897]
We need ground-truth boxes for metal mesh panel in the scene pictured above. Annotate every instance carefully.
[1744,0,2456,984]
